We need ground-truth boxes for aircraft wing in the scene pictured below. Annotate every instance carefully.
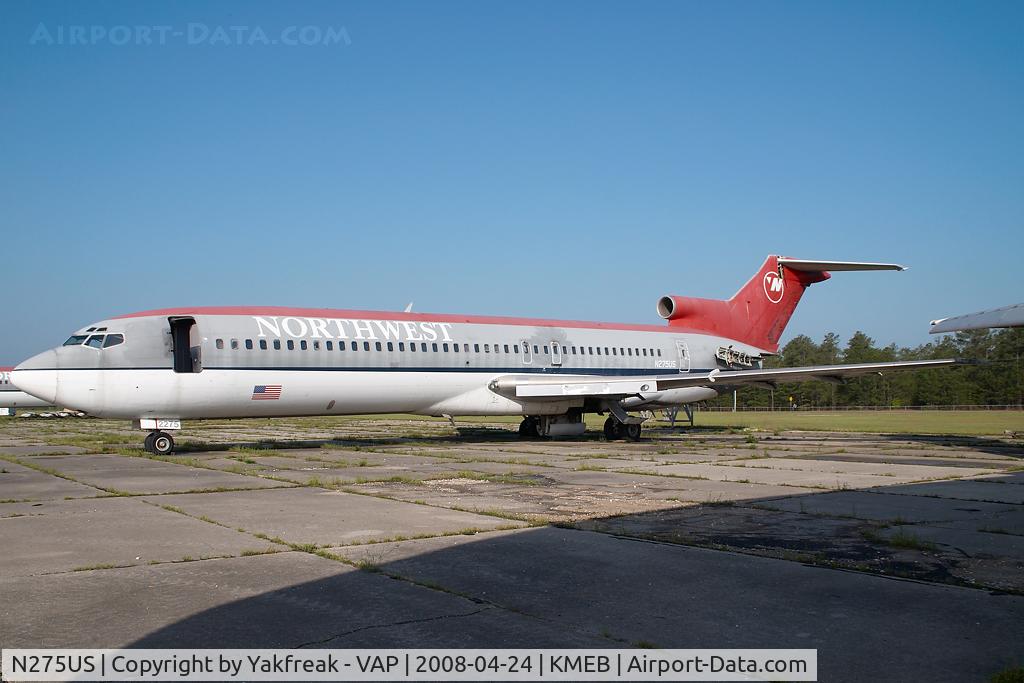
[489,359,958,399]
[930,303,1024,334]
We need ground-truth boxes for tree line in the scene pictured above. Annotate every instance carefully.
[707,328,1024,409]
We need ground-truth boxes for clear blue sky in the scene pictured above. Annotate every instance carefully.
[2,1,1022,364]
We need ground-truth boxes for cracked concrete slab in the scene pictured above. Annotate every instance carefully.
[868,479,1024,504]
[755,490,1018,522]
[0,497,283,576]
[327,526,1024,681]
[0,445,88,456]
[880,524,1024,560]
[0,460,103,501]
[0,552,605,649]
[718,456,998,480]
[579,462,901,489]
[148,487,524,546]
[20,454,291,494]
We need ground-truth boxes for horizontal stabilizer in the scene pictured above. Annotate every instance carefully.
[777,259,906,272]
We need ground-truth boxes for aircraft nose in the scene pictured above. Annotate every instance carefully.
[12,350,59,404]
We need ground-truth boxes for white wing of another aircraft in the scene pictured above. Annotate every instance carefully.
[929,303,1024,334]
[489,359,958,399]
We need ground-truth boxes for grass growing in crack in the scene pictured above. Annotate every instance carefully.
[229,446,282,457]
[240,548,282,557]
[353,475,425,485]
[991,666,1024,683]
[72,563,117,572]
[886,529,937,551]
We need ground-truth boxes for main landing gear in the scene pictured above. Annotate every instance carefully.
[144,431,175,455]
[603,416,642,441]
[518,416,541,438]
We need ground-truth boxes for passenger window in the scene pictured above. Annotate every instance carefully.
[420,343,427,352]
[231,339,239,350]
[543,345,549,354]
[351,342,358,352]
[215,339,224,350]
[504,344,510,353]
[339,341,346,350]
[432,343,438,352]
[442,343,448,352]
[326,341,333,350]
[300,340,307,350]
[63,335,89,346]
[410,343,416,352]
[375,342,382,351]
[388,342,394,352]
[533,345,539,354]
[589,347,594,354]
[259,340,268,350]
[658,349,662,356]
[103,333,124,348]
[571,346,576,354]
[399,342,405,351]
[287,340,295,350]
[484,344,490,353]
[273,339,281,350]
[474,344,480,353]
[313,341,320,350]
[364,342,371,351]
[642,348,647,356]
[627,348,632,356]
[513,345,520,353]
[245,339,253,350]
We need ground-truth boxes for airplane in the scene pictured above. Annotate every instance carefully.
[930,303,1024,334]
[12,255,956,455]
[0,366,52,413]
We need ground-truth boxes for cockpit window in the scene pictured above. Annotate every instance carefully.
[63,335,88,346]
[85,335,105,349]
[103,333,125,348]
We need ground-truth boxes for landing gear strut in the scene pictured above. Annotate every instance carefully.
[145,431,175,455]
[603,416,642,441]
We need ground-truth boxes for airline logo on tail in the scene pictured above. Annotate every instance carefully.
[763,271,785,303]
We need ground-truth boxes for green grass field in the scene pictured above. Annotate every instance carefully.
[294,410,1023,437]
[685,410,1024,436]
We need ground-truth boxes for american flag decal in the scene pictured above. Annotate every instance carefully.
[251,385,282,400]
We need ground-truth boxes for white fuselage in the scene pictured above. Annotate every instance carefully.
[13,310,765,420]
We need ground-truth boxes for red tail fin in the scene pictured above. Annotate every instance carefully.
[656,255,830,353]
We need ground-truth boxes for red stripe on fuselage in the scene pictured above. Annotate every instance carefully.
[112,306,678,334]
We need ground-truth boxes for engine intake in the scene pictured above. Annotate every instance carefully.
[656,295,685,321]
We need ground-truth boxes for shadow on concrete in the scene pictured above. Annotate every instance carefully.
[122,469,1024,681]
